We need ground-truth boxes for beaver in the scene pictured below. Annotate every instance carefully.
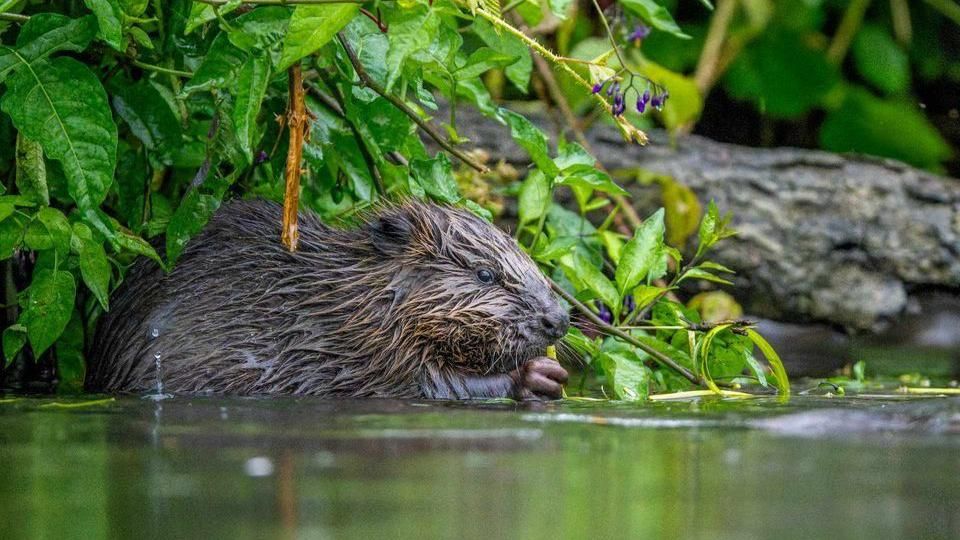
[86,199,570,399]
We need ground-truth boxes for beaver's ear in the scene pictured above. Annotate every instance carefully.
[370,212,413,255]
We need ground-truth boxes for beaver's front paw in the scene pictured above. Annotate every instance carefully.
[515,357,568,400]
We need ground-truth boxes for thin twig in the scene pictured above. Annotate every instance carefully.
[282,64,308,252]
[827,0,872,65]
[336,33,490,174]
[0,12,29,23]
[131,59,194,78]
[693,0,737,94]
[549,278,701,385]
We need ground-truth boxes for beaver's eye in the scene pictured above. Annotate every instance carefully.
[476,267,496,284]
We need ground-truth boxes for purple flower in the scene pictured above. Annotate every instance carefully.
[255,150,269,164]
[627,24,651,44]
[650,94,663,110]
[607,81,620,97]
[623,294,636,314]
[613,93,625,116]
[596,301,613,324]
[636,89,651,113]
[592,81,604,94]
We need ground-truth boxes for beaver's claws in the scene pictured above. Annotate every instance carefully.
[515,357,568,400]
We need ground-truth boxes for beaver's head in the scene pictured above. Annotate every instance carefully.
[368,202,569,373]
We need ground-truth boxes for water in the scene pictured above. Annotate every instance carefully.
[0,393,958,539]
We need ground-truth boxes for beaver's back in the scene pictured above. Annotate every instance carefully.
[86,199,400,395]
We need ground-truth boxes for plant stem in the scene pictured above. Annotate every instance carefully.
[693,0,737,94]
[924,0,960,26]
[336,33,490,174]
[589,0,628,73]
[282,64,308,252]
[0,12,29,23]
[549,278,701,385]
[131,59,194,78]
[827,0,871,65]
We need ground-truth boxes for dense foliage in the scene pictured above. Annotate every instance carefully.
[27,0,956,399]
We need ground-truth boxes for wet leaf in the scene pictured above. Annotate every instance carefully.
[620,0,691,39]
[500,108,560,179]
[615,208,666,296]
[518,170,550,225]
[75,222,111,310]
[15,134,48,206]
[166,190,220,265]
[0,14,97,82]
[278,4,357,71]
[232,53,271,162]
[411,154,460,204]
[19,268,76,356]
[83,0,124,51]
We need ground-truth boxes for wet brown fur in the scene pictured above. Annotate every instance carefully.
[86,199,568,398]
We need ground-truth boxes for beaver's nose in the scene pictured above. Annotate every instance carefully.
[539,310,570,340]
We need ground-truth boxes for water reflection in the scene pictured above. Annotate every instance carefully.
[0,397,958,539]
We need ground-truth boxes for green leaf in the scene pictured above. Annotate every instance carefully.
[277,4,357,71]
[19,268,76,356]
[679,267,734,285]
[500,108,560,178]
[24,207,72,256]
[75,222,111,310]
[56,310,87,392]
[410,154,460,204]
[384,6,441,91]
[547,0,574,18]
[746,328,790,397]
[820,87,952,170]
[2,325,27,367]
[166,190,220,265]
[518,170,550,225]
[852,24,909,95]
[1,57,118,236]
[112,80,182,163]
[557,165,629,196]
[563,252,620,318]
[456,48,517,80]
[631,284,669,312]
[472,18,532,92]
[620,0,691,39]
[695,200,734,258]
[15,133,48,206]
[232,53,271,161]
[0,214,27,260]
[0,14,97,82]
[615,208,666,296]
[658,175,700,246]
[185,0,242,34]
[600,350,650,400]
[724,31,839,118]
[83,0,124,51]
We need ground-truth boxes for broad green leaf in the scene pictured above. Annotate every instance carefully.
[2,325,27,367]
[0,14,97,82]
[547,0,574,18]
[600,350,650,400]
[166,190,220,265]
[500,108,560,178]
[384,6,441,91]
[112,80,182,163]
[820,87,952,170]
[84,0,124,51]
[534,235,578,263]
[852,24,909,95]
[1,57,118,236]
[278,4,356,70]
[19,268,76,356]
[15,133,48,205]
[184,0,242,34]
[631,284,669,312]
[411,154,460,204]
[563,252,620,318]
[518,170,550,225]
[115,229,162,265]
[725,31,839,118]
[557,164,629,196]
[56,309,86,392]
[695,200,734,257]
[696,324,733,393]
[615,208,666,295]
[746,328,790,397]
[75,222,111,310]
[472,18,532,92]
[658,175,700,246]
[456,48,517,80]
[620,0,691,39]
[24,207,72,256]
[680,267,734,285]
[232,53,271,162]
[0,214,27,259]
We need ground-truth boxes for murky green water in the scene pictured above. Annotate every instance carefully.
[1,393,959,540]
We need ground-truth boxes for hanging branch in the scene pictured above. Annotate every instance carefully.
[282,64,309,252]
[336,33,490,173]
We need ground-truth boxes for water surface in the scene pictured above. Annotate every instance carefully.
[1,393,958,539]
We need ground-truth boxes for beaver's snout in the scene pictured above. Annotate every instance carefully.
[538,309,570,341]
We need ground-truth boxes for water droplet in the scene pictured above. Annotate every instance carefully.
[150,328,160,339]
[244,456,274,477]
